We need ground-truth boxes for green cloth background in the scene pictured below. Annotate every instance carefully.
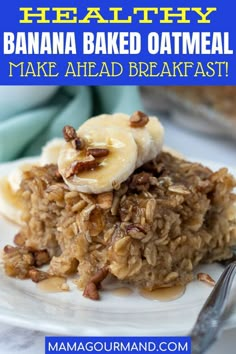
[0,86,143,162]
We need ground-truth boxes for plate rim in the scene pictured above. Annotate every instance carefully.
[0,156,235,335]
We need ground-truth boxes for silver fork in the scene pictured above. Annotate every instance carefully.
[190,257,236,354]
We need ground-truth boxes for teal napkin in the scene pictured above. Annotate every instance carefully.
[0,86,143,162]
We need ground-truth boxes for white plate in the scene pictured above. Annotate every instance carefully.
[0,158,236,336]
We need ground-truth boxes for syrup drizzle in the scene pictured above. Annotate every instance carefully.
[110,287,133,297]
[37,277,67,293]
[139,285,186,301]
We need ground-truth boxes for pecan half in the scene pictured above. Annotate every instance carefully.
[65,156,99,178]
[63,125,77,142]
[87,148,109,158]
[197,273,216,287]
[129,111,149,128]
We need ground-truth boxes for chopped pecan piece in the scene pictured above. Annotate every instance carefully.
[83,282,99,300]
[63,125,77,142]
[72,137,85,151]
[197,272,216,287]
[130,172,151,191]
[33,249,50,267]
[87,148,109,158]
[28,268,50,283]
[65,156,99,178]
[83,267,109,301]
[129,111,149,128]
[89,267,109,285]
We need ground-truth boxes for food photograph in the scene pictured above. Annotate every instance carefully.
[0,85,235,353]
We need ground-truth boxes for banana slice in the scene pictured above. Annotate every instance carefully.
[0,163,35,224]
[78,113,152,168]
[58,127,138,194]
[8,162,35,193]
[40,138,64,165]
